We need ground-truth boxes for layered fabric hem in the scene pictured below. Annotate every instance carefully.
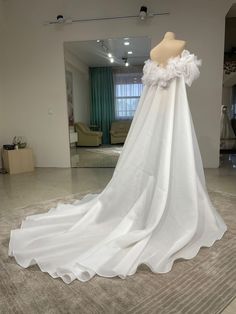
[9,226,226,284]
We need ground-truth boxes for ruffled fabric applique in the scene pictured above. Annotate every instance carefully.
[142,50,202,88]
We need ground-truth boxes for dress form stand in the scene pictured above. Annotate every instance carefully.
[9,39,227,284]
[150,32,186,66]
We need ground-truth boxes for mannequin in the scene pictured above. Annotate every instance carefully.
[220,105,235,140]
[8,35,227,285]
[150,32,186,66]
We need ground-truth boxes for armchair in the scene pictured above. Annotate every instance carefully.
[110,120,132,144]
[75,122,103,146]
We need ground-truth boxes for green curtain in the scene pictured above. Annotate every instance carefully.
[89,67,115,144]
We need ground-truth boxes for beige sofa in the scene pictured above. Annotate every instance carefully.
[75,122,103,146]
[110,120,132,144]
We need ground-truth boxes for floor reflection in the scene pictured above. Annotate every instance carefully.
[70,144,123,168]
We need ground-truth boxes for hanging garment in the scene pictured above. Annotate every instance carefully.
[9,50,227,283]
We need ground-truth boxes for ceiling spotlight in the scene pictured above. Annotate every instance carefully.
[107,52,112,58]
[128,51,133,54]
[96,39,100,42]
[56,15,64,23]
[110,57,114,63]
[139,6,147,20]
[124,41,130,46]
[44,8,170,26]
[122,57,129,66]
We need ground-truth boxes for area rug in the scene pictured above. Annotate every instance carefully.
[0,189,236,314]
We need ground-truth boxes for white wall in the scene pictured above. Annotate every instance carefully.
[0,1,4,132]
[0,0,234,168]
[0,0,5,167]
[74,70,90,124]
[64,50,90,125]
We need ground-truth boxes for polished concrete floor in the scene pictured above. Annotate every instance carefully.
[0,154,236,313]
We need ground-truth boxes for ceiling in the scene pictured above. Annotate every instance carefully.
[226,4,236,17]
[64,36,151,67]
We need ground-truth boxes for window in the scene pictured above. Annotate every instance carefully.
[113,71,143,120]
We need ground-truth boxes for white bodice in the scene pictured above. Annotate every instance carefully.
[142,50,201,88]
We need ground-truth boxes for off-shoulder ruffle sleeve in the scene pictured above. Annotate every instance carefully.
[142,50,201,88]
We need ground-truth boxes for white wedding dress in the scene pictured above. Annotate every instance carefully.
[220,106,235,139]
[9,50,227,283]
[220,105,235,150]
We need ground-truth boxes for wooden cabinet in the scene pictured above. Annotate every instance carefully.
[2,148,34,174]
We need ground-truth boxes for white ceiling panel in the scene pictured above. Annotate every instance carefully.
[64,36,151,67]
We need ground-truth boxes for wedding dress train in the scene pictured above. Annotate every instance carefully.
[9,50,227,283]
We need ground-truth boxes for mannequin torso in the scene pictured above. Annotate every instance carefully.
[150,32,186,67]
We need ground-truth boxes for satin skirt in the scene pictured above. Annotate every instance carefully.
[9,76,227,283]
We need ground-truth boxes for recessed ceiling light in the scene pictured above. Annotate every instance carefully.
[128,51,133,54]
[124,41,130,46]
[110,57,114,63]
[107,53,112,58]
[125,61,129,67]
[96,39,100,42]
